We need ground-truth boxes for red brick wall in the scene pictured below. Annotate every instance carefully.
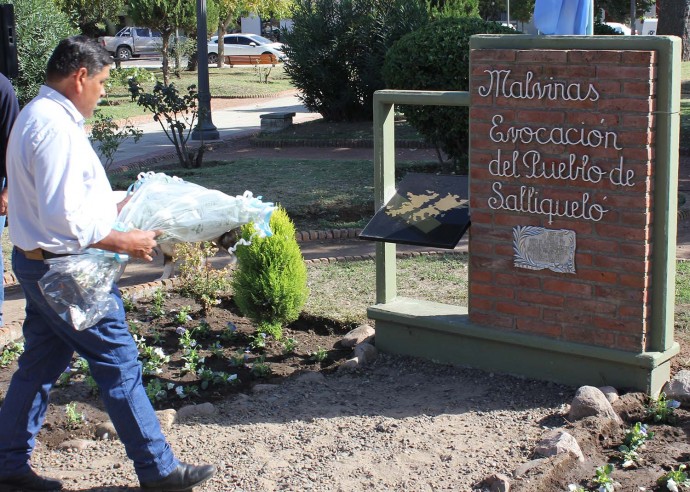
[468,49,657,352]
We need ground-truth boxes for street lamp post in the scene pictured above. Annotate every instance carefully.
[192,0,219,141]
[506,0,510,27]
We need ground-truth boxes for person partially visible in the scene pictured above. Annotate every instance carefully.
[0,72,19,326]
[0,36,216,491]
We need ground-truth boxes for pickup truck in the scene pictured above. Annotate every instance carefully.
[98,27,163,61]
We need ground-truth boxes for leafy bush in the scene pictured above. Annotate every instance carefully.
[9,0,77,105]
[232,207,309,339]
[109,67,157,89]
[127,80,201,168]
[593,19,623,35]
[89,112,143,171]
[282,0,429,121]
[175,242,232,312]
[383,17,516,170]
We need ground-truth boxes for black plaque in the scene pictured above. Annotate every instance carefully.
[359,173,470,249]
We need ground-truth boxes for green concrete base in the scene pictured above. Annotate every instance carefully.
[368,297,680,395]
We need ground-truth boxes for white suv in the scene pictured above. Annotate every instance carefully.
[207,33,286,64]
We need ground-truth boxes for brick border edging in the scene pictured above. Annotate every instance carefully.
[294,228,362,242]
[1,228,364,289]
[0,233,465,348]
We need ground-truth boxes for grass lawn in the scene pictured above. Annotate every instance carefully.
[251,118,428,145]
[108,158,440,231]
[306,254,469,325]
[92,65,294,122]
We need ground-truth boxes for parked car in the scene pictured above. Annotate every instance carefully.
[207,33,286,64]
[605,22,632,35]
[98,27,163,60]
[639,18,658,35]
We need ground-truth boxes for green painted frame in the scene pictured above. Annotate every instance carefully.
[368,35,681,393]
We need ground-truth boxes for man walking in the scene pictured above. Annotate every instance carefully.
[0,36,216,491]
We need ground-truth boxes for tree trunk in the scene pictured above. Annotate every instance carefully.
[217,21,226,68]
[658,0,690,61]
[162,33,171,86]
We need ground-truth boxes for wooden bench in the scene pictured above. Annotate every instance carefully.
[224,53,279,67]
[260,112,296,133]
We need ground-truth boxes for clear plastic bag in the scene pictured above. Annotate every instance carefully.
[38,250,128,331]
[117,171,275,245]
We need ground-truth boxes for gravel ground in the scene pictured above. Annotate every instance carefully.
[29,353,573,492]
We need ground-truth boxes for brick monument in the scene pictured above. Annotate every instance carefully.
[368,36,680,394]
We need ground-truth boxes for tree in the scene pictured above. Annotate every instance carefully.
[478,0,502,20]
[657,0,690,61]
[54,0,125,37]
[256,0,294,18]
[595,0,655,21]
[177,0,219,71]
[428,0,479,18]
[383,17,516,169]
[511,0,535,22]
[282,0,430,121]
[8,0,77,105]
[215,0,254,68]
[127,0,195,85]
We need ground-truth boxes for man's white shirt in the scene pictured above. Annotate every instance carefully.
[6,85,115,253]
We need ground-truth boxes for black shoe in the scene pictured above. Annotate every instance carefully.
[0,469,62,491]
[140,462,216,491]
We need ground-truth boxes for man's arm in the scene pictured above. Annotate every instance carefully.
[0,74,19,216]
[92,228,161,262]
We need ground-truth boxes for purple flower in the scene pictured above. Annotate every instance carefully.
[668,400,681,409]
[227,322,237,333]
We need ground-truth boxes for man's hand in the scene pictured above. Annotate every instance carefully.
[122,229,162,262]
[0,187,8,215]
[92,229,162,262]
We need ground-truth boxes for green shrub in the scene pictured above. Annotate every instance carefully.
[175,242,232,312]
[383,17,517,170]
[109,67,157,89]
[232,207,309,339]
[9,0,77,106]
[282,0,429,121]
[593,19,623,35]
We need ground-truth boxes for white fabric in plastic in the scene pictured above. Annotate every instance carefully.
[117,172,274,243]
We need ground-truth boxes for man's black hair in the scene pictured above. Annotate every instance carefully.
[46,35,112,81]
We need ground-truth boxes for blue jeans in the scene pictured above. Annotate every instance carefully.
[0,249,179,482]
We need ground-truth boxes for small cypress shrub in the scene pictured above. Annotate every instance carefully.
[232,207,309,339]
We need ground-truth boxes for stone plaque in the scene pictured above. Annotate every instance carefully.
[512,226,576,274]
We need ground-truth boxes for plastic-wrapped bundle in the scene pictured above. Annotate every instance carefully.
[38,172,274,331]
[38,251,127,331]
[117,171,275,244]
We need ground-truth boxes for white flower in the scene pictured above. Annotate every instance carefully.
[175,386,185,397]
[153,347,165,358]
[167,383,175,390]
[227,374,238,381]
[667,478,679,492]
